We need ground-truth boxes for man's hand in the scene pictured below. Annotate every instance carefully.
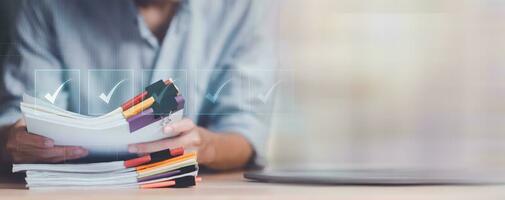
[128,118,253,170]
[2,119,88,164]
[128,119,216,165]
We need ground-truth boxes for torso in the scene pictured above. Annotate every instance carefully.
[134,0,179,43]
[33,0,257,119]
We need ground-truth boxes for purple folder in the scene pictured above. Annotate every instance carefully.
[137,165,198,183]
[127,95,185,133]
[175,95,185,111]
[137,170,181,183]
[127,108,160,132]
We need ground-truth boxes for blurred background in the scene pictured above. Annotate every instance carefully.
[269,0,505,171]
[1,0,505,172]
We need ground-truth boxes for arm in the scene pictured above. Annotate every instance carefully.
[128,119,253,170]
[128,0,278,170]
[0,1,87,167]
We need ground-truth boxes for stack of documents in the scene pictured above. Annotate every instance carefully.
[13,79,200,189]
[20,79,185,157]
[13,148,200,189]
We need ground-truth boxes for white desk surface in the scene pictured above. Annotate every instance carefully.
[1,171,505,200]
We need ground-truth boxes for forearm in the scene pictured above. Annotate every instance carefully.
[202,128,253,170]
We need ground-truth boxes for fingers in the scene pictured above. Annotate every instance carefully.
[43,146,88,163]
[17,132,54,148]
[6,119,89,164]
[163,118,195,136]
[14,118,26,127]
[129,129,201,154]
[6,130,54,157]
[40,146,88,161]
[13,146,88,163]
[128,139,176,154]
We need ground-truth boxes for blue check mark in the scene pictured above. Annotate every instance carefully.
[205,79,232,103]
[258,80,282,103]
[44,79,71,104]
[98,79,127,104]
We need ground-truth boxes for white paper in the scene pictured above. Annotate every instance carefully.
[12,161,129,173]
[21,94,183,157]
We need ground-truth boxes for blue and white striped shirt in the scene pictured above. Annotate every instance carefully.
[0,0,278,165]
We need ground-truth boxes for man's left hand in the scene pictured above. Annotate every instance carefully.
[127,118,216,165]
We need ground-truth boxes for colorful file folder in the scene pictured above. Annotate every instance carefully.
[13,148,200,189]
[20,79,185,158]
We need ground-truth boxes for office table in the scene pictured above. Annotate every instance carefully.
[1,171,505,200]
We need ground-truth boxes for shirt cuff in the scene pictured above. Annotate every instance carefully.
[206,113,270,167]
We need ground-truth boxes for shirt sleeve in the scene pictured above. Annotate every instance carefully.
[0,1,66,127]
[203,0,279,167]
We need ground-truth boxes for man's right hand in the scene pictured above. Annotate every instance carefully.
[2,119,88,163]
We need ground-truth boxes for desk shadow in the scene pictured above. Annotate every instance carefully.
[0,172,27,189]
